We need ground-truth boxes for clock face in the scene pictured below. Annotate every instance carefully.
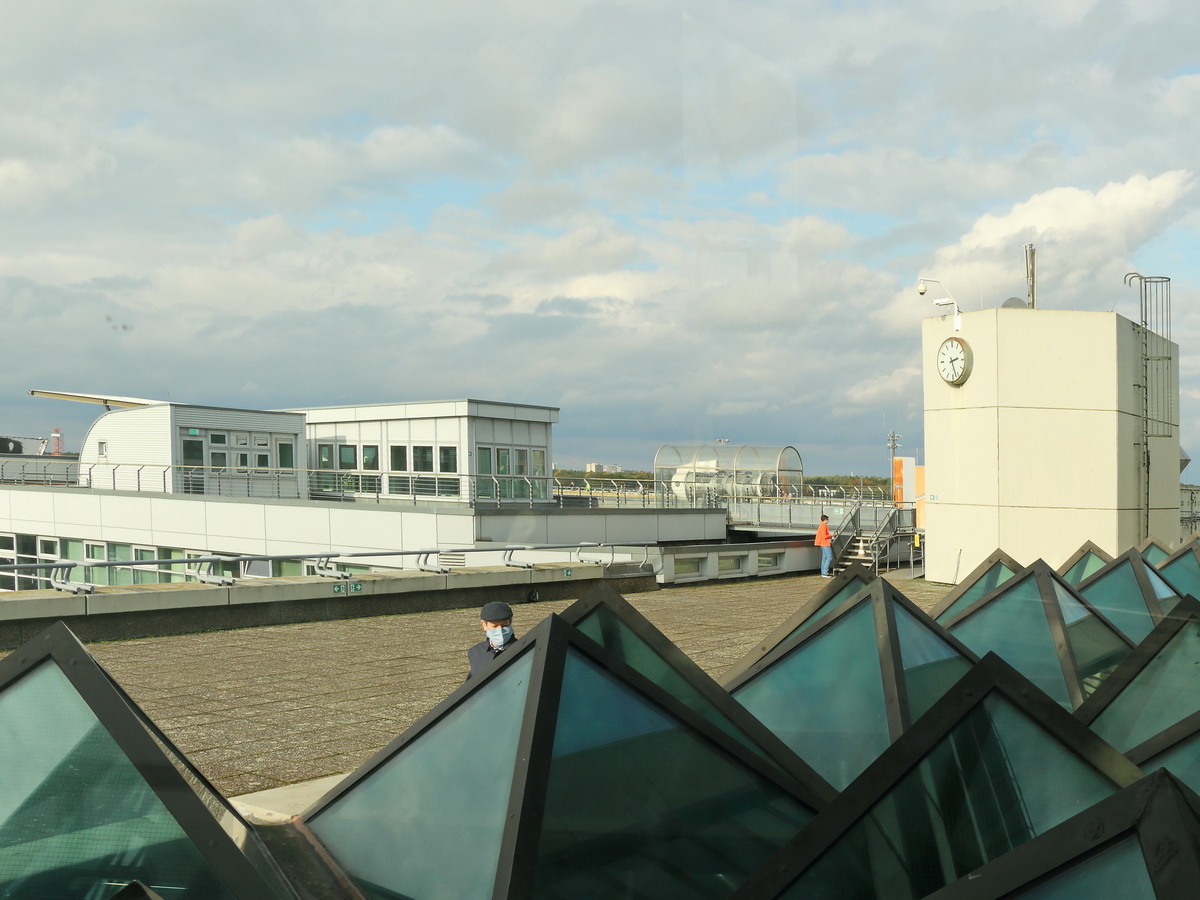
[937,337,971,385]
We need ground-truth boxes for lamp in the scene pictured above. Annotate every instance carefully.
[918,277,961,330]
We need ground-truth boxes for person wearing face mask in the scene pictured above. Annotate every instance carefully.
[466,600,518,678]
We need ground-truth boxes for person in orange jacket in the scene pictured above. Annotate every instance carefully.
[815,514,835,577]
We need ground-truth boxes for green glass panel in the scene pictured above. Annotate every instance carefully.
[534,650,812,899]
[309,650,533,900]
[781,695,1121,900]
[1017,836,1154,899]
[1146,567,1182,613]
[732,602,889,790]
[0,663,237,898]
[574,606,766,758]
[893,604,973,721]
[1159,553,1200,598]
[1142,544,1170,566]
[937,561,1017,622]
[1062,552,1108,587]
[786,580,866,638]
[1054,583,1132,698]
[1077,563,1155,643]
[1145,733,1200,795]
[948,575,1072,707]
[1091,620,1200,753]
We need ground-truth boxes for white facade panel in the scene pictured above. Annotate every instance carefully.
[923,307,1180,583]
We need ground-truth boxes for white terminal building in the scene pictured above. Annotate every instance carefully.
[2,393,824,592]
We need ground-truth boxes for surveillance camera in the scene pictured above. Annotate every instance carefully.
[917,282,926,295]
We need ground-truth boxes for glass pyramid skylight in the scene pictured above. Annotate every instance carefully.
[0,622,295,900]
[1057,540,1115,587]
[731,654,1145,900]
[932,549,1023,623]
[304,613,822,900]
[561,582,835,795]
[943,560,1134,708]
[1075,548,1183,643]
[728,580,977,790]
[916,770,1200,899]
[722,563,875,685]
[1076,597,1200,761]
[1157,541,1200,598]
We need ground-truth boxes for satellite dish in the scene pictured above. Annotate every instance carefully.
[1001,297,1028,308]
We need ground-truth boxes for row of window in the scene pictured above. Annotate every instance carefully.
[0,533,365,592]
[317,444,460,474]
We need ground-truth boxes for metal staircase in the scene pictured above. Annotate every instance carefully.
[832,506,922,575]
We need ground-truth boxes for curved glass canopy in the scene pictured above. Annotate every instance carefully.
[653,444,803,502]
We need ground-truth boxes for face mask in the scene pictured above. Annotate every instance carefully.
[486,625,514,648]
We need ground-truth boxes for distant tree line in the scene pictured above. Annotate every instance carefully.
[554,469,885,485]
[804,474,889,487]
[555,469,654,480]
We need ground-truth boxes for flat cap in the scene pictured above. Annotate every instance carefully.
[480,601,513,622]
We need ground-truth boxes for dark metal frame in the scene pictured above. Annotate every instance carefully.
[724,578,980,744]
[728,653,1146,899]
[1074,547,1185,638]
[303,612,830,899]
[1056,539,1115,584]
[0,621,298,899]
[942,560,1137,710]
[922,769,1200,899]
[1075,595,1200,765]
[555,581,837,797]
[720,562,876,684]
[929,548,1023,622]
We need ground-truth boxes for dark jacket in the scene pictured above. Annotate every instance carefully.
[466,635,519,679]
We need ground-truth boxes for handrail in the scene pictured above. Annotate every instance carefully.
[0,541,662,593]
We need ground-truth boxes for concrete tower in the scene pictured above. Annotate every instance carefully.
[922,306,1179,583]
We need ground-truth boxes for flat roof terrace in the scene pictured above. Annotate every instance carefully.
[0,574,949,799]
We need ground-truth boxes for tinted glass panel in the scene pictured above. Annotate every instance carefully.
[1160,553,1200,598]
[0,663,237,898]
[413,446,434,472]
[733,601,889,790]
[1078,563,1155,642]
[785,581,866,639]
[893,604,973,721]
[1018,836,1154,899]
[937,561,1017,622]
[949,575,1072,706]
[574,606,767,761]
[533,650,812,899]
[781,695,1120,899]
[1145,732,1200,795]
[1146,567,1181,612]
[1142,544,1169,565]
[1091,620,1200,753]
[1062,552,1107,587]
[309,651,533,900]
[1054,583,1131,697]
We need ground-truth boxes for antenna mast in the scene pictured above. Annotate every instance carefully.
[1023,243,1037,309]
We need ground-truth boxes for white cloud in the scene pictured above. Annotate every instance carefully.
[2,1,1200,477]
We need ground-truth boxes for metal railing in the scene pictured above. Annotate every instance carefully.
[1,459,906,525]
[0,541,660,594]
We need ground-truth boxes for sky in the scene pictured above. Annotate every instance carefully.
[3,0,1199,475]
